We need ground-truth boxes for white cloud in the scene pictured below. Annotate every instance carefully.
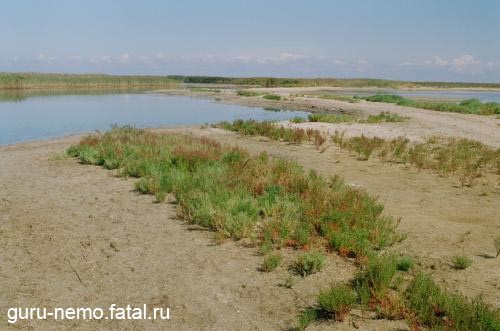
[433,56,448,66]
[450,54,480,72]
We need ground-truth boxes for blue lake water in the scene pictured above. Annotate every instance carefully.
[0,93,309,145]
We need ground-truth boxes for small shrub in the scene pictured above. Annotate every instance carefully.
[317,285,357,321]
[353,255,397,304]
[396,256,414,272]
[263,93,281,101]
[262,253,283,272]
[406,273,500,330]
[290,116,306,123]
[294,251,326,276]
[308,113,354,123]
[453,255,472,270]
[364,112,408,123]
[296,308,317,330]
[236,90,261,97]
[155,190,166,203]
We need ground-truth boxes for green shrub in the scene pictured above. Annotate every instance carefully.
[317,285,357,321]
[453,255,472,270]
[406,273,500,330]
[296,308,318,330]
[294,251,326,276]
[396,256,414,272]
[308,113,354,123]
[236,90,261,97]
[262,93,281,100]
[290,116,306,123]
[364,112,408,123]
[262,253,283,272]
[353,255,397,304]
[319,94,359,103]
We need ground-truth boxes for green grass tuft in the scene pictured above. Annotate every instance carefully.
[406,273,500,330]
[363,111,409,123]
[453,255,472,270]
[396,256,414,272]
[263,93,282,100]
[293,251,326,276]
[317,285,357,321]
[262,253,283,272]
[308,113,354,123]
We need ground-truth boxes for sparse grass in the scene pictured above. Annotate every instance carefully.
[406,273,500,330]
[332,131,500,186]
[293,251,326,277]
[362,111,408,123]
[189,87,221,93]
[262,253,283,272]
[364,94,500,115]
[262,93,282,100]
[319,94,360,103]
[495,236,500,258]
[216,119,328,147]
[308,113,354,123]
[236,90,262,97]
[453,255,472,270]
[69,126,400,260]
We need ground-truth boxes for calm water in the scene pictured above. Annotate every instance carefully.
[0,93,308,145]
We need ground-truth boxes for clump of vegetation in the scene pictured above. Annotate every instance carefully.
[262,253,283,272]
[189,87,221,93]
[69,126,400,260]
[263,93,282,100]
[396,256,414,272]
[293,251,326,276]
[236,90,262,97]
[406,273,499,330]
[453,255,472,270]
[353,255,398,305]
[216,119,328,147]
[317,285,357,321]
[363,111,408,123]
[308,113,354,123]
[289,116,306,123]
[319,94,360,103]
[365,94,500,115]
[331,131,500,186]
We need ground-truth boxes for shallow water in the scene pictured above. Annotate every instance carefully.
[0,93,308,145]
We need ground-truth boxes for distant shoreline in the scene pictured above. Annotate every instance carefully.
[1,72,500,90]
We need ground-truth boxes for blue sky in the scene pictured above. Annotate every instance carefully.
[2,0,500,82]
